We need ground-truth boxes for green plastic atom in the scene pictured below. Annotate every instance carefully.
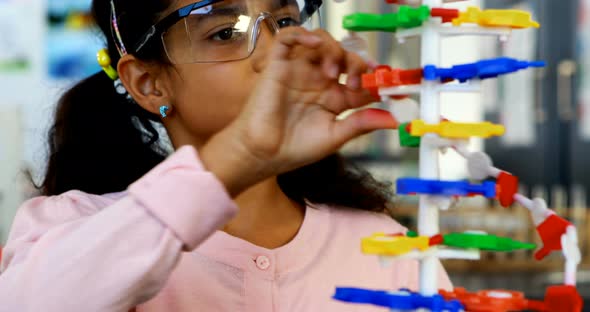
[343,5,430,32]
[442,232,536,252]
[399,122,421,147]
[397,6,431,28]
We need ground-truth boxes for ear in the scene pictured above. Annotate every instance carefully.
[117,54,172,116]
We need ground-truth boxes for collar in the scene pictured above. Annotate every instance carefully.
[195,204,330,280]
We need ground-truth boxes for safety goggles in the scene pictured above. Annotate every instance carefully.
[112,0,323,64]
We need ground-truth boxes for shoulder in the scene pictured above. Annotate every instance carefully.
[315,204,408,237]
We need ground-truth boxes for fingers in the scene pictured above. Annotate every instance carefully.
[341,45,368,90]
[309,29,369,89]
[270,28,369,88]
[338,86,376,110]
[331,108,398,146]
[269,27,323,61]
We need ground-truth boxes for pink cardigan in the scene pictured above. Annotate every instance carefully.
[0,146,451,312]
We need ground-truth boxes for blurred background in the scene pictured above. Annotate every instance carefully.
[0,0,588,308]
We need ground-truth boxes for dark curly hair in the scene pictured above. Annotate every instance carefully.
[38,0,393,212]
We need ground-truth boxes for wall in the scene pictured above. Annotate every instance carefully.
[0,0,48,243]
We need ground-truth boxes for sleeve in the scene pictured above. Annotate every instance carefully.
[0,146,238,312]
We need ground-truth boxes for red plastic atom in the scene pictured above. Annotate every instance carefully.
[440,286,583,312]
[440,287,536,312]
[496,172,519,207]
[535,214,572,260]
[430,8,460,23]
[542,285,583,312]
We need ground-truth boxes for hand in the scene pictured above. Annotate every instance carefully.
[203,28,397,196]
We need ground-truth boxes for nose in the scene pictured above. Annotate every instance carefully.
[250,15,280,73]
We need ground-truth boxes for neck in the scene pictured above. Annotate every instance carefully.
[222,177,306,249]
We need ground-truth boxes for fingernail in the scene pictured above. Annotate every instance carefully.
[329,64,340,79]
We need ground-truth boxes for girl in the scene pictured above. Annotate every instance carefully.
[0,0,451,311]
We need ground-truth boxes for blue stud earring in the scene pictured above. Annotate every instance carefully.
[159,105,170,118]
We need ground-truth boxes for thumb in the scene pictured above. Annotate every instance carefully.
[332,108,398,146]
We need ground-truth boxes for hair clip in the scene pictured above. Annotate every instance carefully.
[110,0,127,56]
[97,49,119,80]
[97,48,130,97]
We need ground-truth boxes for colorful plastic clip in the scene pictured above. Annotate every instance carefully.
[496,172,519,207]
[399,122,421,147]
[410,120,505,139]
[397,178,497,198]
[440,287,538,312]
[334,288,464,312]
[361,233,430,256]
[362,66,423,96]
[442,232,536,252]
[343,6,430,32]
[423,57,545,83]
[541,285,583,312]
[452,6,540,29]
[535,214,573,260]
[430,8,460,23]
[440,285,583,312]
[96,49,119,81]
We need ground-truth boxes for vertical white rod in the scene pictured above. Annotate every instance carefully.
[418,0,443,296]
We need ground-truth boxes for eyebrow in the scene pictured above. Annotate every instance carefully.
[272,0,300,12]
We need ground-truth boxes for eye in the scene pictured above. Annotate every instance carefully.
[211,27,241,41]
[277,17,300,28]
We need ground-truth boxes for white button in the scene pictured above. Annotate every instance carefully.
[255,255,271,270]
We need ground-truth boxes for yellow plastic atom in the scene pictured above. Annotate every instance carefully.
[410,120,505,139]
[452,7,540,29]
[361,233,430,256]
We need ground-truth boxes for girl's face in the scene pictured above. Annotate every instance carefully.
[159,0,315,146]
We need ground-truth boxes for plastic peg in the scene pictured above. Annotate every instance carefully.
[442,232,536,252]
[397,178,496,198]
[399,122,421,147]
[440,287,538,312]
[452,6,540,29]
[430,8,460,23]
[362,67,423,92]
[542,285,583,312]
[334,288,464,312]
[342,6,430,32]
[535,214,573,260]
[513,195,572,260]
[429,234,444,246]
[410,120,505,139]
[361,233,430,256]
[343,13,400,32]
[406,230,418,237]
[423,57,546,83]
[496,172,519,207]
[396,5,430,28]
